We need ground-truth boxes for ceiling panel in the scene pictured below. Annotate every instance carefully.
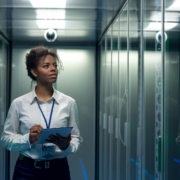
[11,9,97,20]
[0,0,97,8]
[12,29,96,42]
[0,0,127,43]
[0,0,99,43]
[0,0,179,43]
[9,20,96,29]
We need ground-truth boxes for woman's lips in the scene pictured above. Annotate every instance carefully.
[49,74,57,78]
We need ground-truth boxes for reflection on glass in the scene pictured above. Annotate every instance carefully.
[143,0,162,179]
[128,0,139,179]
[121,6,128,179]
[98,0,180,180]
[164,0,180,179]
[0,37,8,180]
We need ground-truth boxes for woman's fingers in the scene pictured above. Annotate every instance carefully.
[46,133,71,150]
[30,125,43,133]
[29,125,43,144]
[48,134,59,142]
[55,133,71,140]
[67,134,71,141]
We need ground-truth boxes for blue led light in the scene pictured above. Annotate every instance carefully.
[174,158,180,163]
[131,158,155,180]
[142,169,155,180]
[131,158,139,166]
[79,159,88,180]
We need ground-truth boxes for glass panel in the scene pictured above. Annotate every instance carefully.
[99,37,106,180]
[143,0,162,179]
[111,15,119,180]
[119,5,128,180]
[0,37,8,180]
[98,27,113,180]
[164,0,180,179]
[98,5,128,180]
[128,0,139,179]
[104,27,112,180]
[108,26,114,180]
[98,29,112,180]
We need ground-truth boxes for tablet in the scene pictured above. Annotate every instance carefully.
[36,127,73,144]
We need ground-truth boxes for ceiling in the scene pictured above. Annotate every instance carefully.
[0,0,179,45]
[0,0,125,44]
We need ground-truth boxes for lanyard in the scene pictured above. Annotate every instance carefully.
[36,97,55,129]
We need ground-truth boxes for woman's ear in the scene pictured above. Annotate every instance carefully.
[30,69,37,77]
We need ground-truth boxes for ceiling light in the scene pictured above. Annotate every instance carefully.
[144,22,177,31]
[35,10,65,29]
[166,0,180,11]
[29,0,66,8]
[30,0,66,29]
[36,20,65,29]
[35,9,66,19]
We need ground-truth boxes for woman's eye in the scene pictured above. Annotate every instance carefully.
[53,64,58,68]
[43,65,49,68]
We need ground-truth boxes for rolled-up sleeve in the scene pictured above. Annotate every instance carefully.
[0,101,31,151]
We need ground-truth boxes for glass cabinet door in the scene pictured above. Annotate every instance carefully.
[164,0,180,179]
[98,0,180,180]
[118,5,128,180]
[0,36,9,180]
[143,1,162,180]
[99,28,112,180]
[99,35,106,180]
[128,0,139,179]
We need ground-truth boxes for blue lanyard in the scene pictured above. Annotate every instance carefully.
[36,97,55,129]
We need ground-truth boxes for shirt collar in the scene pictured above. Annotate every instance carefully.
[30,86,59,105]
[52,87,59,104]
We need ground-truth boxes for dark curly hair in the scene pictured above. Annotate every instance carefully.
[26,46,63,81]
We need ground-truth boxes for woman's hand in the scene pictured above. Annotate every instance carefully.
[46,134,71,150]
[29,125,43,144]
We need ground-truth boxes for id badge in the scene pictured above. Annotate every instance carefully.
[41,143,55,158]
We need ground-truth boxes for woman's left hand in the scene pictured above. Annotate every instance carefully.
[46,134,71,150]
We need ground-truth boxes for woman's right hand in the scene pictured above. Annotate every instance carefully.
[29,125,43,144]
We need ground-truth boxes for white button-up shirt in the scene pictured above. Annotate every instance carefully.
[0,87,83,160]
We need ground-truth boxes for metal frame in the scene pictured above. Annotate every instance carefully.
[98,1,128,46]
[0,33,11,180]
[138,0,144,179]
[126,1,130,179]
[95,39,100,180]
[161,0,165,179]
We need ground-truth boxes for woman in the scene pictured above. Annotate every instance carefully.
[1,46,83,180]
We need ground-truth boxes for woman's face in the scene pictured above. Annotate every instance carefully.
[31,55,58,85]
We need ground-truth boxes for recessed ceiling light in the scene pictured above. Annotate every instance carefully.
[166,0,180,11]
[144,22,177,31]
[29,0,66,8]
[36,20,65,29]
